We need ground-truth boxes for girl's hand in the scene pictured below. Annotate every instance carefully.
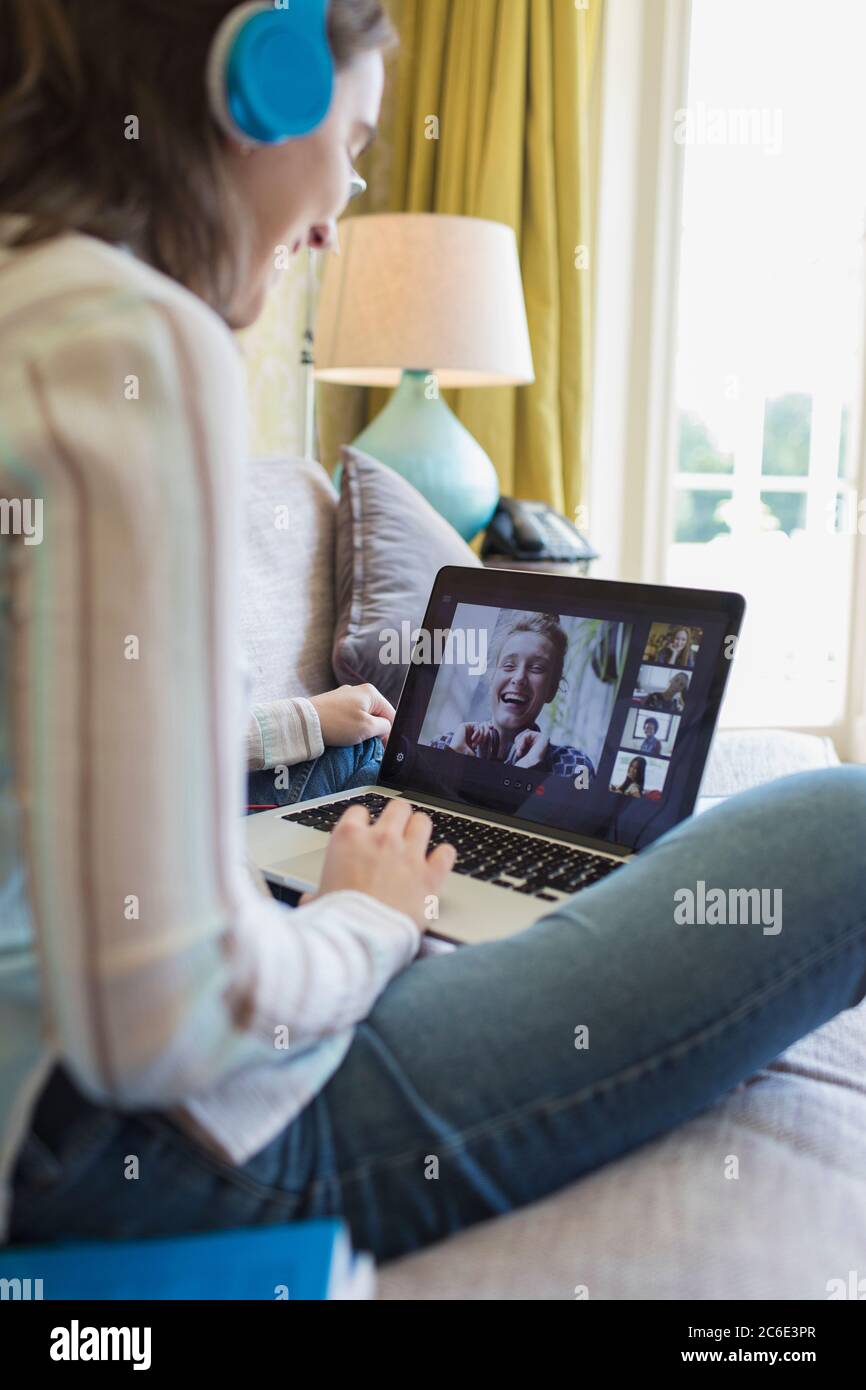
[511,729,549,768]
[307,799,457,929]
[309,684,396,748]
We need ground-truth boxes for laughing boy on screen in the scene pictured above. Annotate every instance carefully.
[430,613,596,781]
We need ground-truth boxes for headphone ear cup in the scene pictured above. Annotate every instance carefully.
[209,0,335,145]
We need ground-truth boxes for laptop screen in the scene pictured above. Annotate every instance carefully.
[379,568,745,854]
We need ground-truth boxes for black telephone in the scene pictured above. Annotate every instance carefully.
[482,498,599,568]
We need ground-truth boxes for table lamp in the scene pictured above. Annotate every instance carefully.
[315,213,535,541]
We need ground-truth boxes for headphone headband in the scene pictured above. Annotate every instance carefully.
[208,0,334,146]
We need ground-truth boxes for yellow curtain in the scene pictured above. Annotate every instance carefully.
[328,0,604,518]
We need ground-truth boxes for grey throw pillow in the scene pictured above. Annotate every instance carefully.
[333,446,483,704]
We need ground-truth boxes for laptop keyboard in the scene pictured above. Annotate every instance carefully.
[282,793,624,901]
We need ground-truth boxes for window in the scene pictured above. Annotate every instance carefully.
[667,0,866,729]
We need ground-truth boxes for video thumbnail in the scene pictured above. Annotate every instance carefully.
[620,707,681,758]
[642,622,704,670]
[632,664,692,714]
[609,750,671,801]
[418,604,632,783]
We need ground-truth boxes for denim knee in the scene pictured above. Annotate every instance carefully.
[790,765,866,844]
[354,738,384,770]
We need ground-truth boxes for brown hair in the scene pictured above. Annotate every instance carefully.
[0,0,395,315]
[656,626,695,668]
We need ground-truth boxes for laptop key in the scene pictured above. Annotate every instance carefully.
[281,797,624,896]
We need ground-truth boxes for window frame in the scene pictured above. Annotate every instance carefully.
[590,0,866,757]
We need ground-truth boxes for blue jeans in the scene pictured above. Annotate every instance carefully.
[246,738,385,810]
[9,763,866,1263]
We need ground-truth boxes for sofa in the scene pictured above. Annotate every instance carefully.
[241,456,866,1300]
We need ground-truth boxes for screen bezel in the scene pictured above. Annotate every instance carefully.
[379,566,746,857]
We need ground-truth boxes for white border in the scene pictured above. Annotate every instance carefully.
[589,0,691,585]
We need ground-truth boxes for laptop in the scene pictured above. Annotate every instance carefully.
[247,567,745,945]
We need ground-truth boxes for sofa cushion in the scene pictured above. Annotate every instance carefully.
[240,457,338,702]
[700,728,840,802]
[332,448,482,705]
[378,1000,866,1299]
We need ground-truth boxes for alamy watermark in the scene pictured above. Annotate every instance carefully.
[50,1321,152,1371]
[827,1270,866,1299]
[0,497,43,546]
[674,104,784,158]
[379,622,488,677]
[674,880,783,936]
[1,1276,43,1300]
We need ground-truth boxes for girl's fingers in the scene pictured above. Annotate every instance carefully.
[406,809,433,855]
[376,797,413,836]
[335,803,372,832]
[365,687,397,724]
[428,843,457,882]
[364,715,393,744]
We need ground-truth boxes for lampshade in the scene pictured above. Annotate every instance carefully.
[315,213,535,388]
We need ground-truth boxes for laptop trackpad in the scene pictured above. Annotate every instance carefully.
[269,848,328,891]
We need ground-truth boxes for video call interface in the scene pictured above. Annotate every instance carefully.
[382,595,730,851]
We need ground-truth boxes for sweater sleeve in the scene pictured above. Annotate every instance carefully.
[246,696,325,771]
[13,284,420,1113]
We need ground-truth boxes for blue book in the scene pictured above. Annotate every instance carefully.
[0,1220,374,1300]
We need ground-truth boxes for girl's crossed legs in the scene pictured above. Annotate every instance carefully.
[10,767,866,1263]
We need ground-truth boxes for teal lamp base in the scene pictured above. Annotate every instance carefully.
[344,370,500,542]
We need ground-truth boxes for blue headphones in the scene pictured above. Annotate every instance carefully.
[208,0,335,146]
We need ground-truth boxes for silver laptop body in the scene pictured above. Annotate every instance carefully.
[247,567,743,946]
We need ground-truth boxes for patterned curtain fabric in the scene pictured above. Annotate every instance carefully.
[320,0,605,518]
